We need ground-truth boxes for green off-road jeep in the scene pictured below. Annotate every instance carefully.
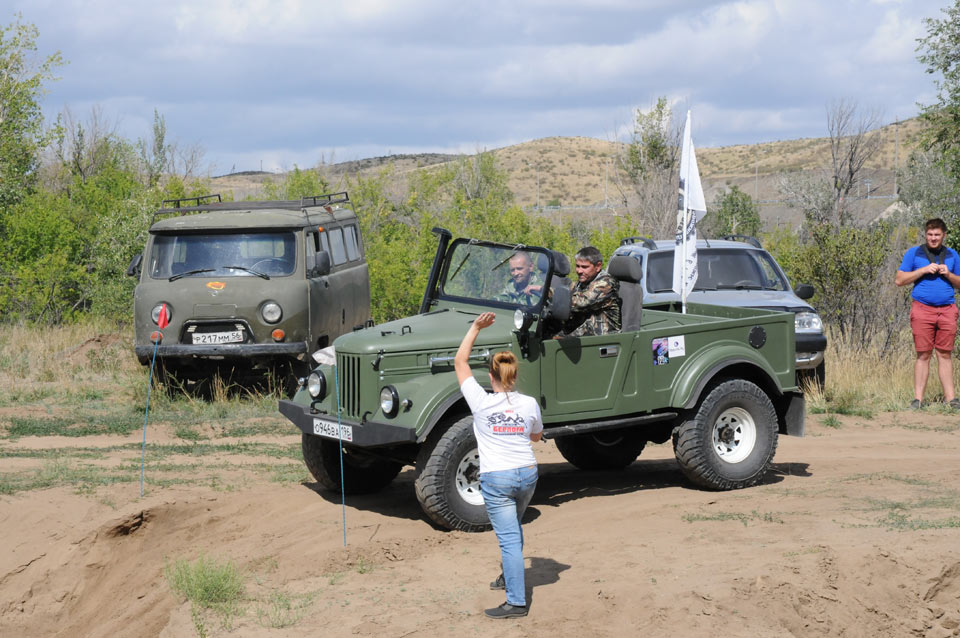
[128,193,370,390]
[279,229,804,531]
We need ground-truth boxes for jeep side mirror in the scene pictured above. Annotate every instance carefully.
[307,251,331,277]
[126,254,142,277]
[794,283,814,300]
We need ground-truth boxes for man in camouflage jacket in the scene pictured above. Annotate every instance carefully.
[496,252,543,305]
[564,246,621,337]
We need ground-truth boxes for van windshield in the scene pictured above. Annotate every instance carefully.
[148,232,297,279]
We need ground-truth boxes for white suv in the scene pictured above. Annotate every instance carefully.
[612,235,826,388]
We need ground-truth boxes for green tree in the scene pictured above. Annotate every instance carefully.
[706,185,761,237]
[767,222,912,352]
[917,0,960,180]
[613,96,681,237]
[0,16,64,210]
[261,166,330,200]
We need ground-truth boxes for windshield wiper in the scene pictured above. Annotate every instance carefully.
[224,265,270,280]
[492,245,527,271]
[717,283,763,290]
[169,268,214,282]
[449,251,471,281]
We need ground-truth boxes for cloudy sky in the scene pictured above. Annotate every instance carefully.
[10,0,950,175]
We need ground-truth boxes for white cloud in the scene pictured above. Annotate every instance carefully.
[860,9,925,64]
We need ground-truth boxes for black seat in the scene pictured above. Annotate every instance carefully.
[607,255,643,332]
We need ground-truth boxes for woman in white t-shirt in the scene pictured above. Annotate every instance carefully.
[455,311,543,620]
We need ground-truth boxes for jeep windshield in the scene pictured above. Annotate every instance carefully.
[647,248,789,293]
[147,232,297,279]
[439,241,552,308]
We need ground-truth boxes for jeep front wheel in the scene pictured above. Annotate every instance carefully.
[414,415,490,532]
[554,429,645,470]
[673,379,778,490]
[301,434,402,494]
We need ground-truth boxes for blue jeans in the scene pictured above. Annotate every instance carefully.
[480,465,538,607]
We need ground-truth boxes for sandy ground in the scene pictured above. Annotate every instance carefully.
[3,410,960,637]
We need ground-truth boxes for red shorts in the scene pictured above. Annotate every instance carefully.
[910,300,958,352]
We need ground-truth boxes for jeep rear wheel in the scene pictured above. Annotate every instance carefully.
[414,415,490,532]
[674,379,778,490]
[301,434,402,494]
[554,429,645,470]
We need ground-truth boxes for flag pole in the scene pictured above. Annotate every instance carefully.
[682,111,692,314]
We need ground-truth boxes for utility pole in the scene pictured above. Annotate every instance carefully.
[754,147,759,202]
[894,118,899,196]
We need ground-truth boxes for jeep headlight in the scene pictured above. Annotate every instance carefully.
[261,301,282,324]
[307,371,326,399]
[795,311,823,333]
[380,385,399,417]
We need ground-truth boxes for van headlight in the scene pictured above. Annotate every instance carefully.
[795,311,823,333]
[380,385,399,417]
[151,303,172,324]
[261,301,282,324]
[307,371,326,399]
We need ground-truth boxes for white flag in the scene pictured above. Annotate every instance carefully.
[672,110,707,306]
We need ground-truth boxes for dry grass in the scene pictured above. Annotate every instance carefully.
[0,318,141,406]
[807,327,959,416]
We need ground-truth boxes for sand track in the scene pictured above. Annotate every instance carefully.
[3,412,960,636]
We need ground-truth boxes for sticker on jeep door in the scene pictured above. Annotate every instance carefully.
[652,338,669,365]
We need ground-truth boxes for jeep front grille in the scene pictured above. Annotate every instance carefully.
[336,353,361,417]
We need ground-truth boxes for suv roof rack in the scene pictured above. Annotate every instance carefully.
[151,192,351,225]
[620,236,658,250]
[721,234,762,249]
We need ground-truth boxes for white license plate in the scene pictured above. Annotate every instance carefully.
[192,330,243,345]
[313,418,353,442]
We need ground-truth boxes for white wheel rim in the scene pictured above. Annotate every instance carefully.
[455,448,484,506]
[711,407,756,464]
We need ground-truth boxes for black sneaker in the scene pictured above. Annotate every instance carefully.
[484,602,528,619]
[910,399,923,410]
[490,573,505,590]
[950,399,960,411]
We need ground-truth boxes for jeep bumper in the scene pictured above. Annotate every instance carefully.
[278,399,418,448]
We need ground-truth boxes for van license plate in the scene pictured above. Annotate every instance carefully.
[313,419,353,442]
[192,331,243,345]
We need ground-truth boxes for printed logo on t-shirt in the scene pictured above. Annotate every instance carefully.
[487,410,526,435]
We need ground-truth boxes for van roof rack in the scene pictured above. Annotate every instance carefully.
[721,234,762,248]
[151,192,351,224]
[620,236,658,250]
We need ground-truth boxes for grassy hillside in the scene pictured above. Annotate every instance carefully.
[210,117,926,229]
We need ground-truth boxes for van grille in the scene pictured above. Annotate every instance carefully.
[336,353,361,417]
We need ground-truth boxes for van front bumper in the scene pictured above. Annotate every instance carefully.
[135,342,307,363]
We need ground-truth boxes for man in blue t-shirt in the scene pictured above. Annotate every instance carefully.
[895,218,960,409]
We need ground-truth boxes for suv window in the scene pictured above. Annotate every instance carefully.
[646,248,789,293]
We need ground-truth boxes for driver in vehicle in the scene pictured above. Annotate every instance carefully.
[563,246,621,337]
[496,252,543,304]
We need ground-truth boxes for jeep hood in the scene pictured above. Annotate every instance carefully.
[332,307,512,354]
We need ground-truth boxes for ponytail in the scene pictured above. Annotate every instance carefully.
[489,351,518,392]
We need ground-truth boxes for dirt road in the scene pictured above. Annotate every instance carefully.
[2,411,960,637]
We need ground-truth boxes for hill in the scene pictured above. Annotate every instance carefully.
[211,118,926,229]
